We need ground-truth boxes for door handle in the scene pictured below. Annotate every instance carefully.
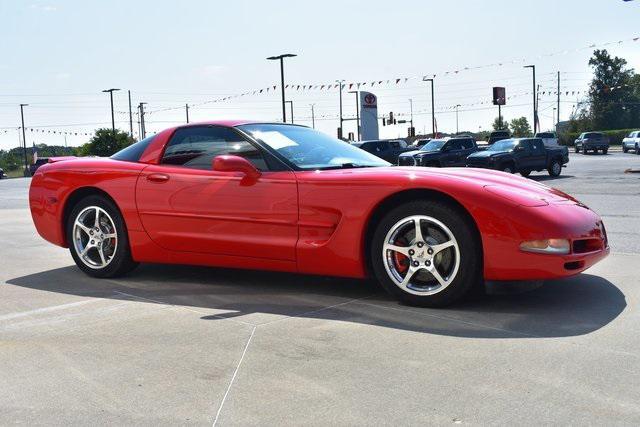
[146,173,170,183]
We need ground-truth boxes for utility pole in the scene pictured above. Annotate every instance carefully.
[102,88,120,135]
[524,65,536,133]
[423,77,435,137]
[266,53,297,123]
[19,104,29,176]
[557,71,561,130]
[138,102,147,139]
[455,104,461,134]
[285,100,294,124]
[185,104,190,123]
[337,79,345,139]
[128,90,133,138]
[536,84,540,133]
[348,90,360,141]
[310,104,315,129]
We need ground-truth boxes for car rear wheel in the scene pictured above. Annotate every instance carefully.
[574,146,579,153]
[520,169,531,177]
[623,145,629,153]
[501,164,514,174]
[635,145,640,155]
[548,159,562,177]
[66,195,138,278]
[602,148,608,155]
[370,200,482,307]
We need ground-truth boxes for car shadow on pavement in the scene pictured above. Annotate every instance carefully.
[529,174,574,182]
[7,264,626,339]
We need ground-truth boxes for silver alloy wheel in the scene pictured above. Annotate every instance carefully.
[552,161,561,175]
[72,206,118,269]
[503,166,513,173]
[382,215,460,296]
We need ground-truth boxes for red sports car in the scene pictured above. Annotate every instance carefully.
[29,121,609,306]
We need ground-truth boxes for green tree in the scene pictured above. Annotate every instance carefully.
[79,128,135,157]
[492,116,508,130]
[509,117,532,137]
[588,49,637,130]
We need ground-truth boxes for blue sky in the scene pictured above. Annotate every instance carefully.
[0,0,638,148]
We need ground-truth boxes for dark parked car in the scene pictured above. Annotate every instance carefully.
[466,137,569,177]
[0,168,5,179]
[29,158,49,175]
[487,130,511,144]
[353,139,413,163]
[574,132,609,154]
[398,137,477,167]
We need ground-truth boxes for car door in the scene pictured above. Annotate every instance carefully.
[443,140,465,166]
[528,138,547,169]
[513,140,532,169]
[376,140,392,162]
[135,125,299,261]
[457,139,475,166]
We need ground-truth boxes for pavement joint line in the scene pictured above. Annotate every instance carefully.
[255,294,378,327]
[112,290,256,327]
[212,325,257,427]
[0,298,101,322]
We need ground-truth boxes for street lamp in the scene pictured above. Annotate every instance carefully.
[102,88,120,134]
[266,53,297,123]
[310,104,315,129]
[336,79,345,139]
[19,104,29,176]
[285,100,294,124]
[423,77,436,137]
[455,104,461,134]
[524,65,537,133]
[348,90,360,141]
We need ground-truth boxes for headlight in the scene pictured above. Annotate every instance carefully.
[520,239,570,255]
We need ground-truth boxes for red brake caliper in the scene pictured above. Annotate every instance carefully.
[392,237,410,274]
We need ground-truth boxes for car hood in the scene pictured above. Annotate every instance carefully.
[467,150,507,158]
[310,166,581,207]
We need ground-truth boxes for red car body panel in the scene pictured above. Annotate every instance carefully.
[29,121,609,282]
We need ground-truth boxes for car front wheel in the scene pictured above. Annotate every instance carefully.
[370,200,482,307]
[66,195,138,278]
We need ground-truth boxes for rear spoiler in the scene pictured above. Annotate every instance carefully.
[48,156,78,163]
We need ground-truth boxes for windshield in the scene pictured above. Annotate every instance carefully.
[420,140,446,152]
[488,139,518,151]
[238,124,390,170]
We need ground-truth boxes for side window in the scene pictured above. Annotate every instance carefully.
[161,126,267,171]
[448,140,463,150]
[378,141,390,151]
[531,139,544,154]
[463,140,475,149]
[519,141,532,152]
[389,141,400,149]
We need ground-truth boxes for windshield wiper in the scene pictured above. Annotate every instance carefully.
[319,163,378,170]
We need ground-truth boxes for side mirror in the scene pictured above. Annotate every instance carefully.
[213,155,261,180]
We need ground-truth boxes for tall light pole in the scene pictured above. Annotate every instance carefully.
[423,77,435,137]
[19,104,29,176]
[102,88,120,134]
[337,79,345,139]
[455,104,461,134]
[310,104,315,128]
[185,104,190,123]
[285,100,294,124]
[524,65,536,133]
[557,71,561,130]
[348,90,360,141]
[266,53,297,123]
[128,90,133,138]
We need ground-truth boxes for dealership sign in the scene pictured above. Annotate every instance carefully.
[359,91,379,140]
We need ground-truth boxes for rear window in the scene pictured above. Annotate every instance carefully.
[584,132,604,138]
[111,135,156,162]
[536,132,554,138]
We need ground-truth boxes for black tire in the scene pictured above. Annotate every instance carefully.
[636,145,640,155]
[574,145,579,153]
[548,159,562,177]
[602,148,608,155]
[370,200,482,307]
[501,163,515,174]
[66,195,138,278]
[520,169,531,177]
[623,146,628,153]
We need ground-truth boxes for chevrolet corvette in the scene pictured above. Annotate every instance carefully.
[29,121,609,306]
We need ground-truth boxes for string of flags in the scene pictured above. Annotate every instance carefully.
[136,34,638,115]
[0,127,93,137]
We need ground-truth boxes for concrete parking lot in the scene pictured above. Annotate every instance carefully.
[1,152,639,425]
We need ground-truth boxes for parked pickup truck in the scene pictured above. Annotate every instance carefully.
[487,130,511,144]
[398,137,477,167]
[622,130,640,154]
[466,137,569,177]
[574,132,609,154]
